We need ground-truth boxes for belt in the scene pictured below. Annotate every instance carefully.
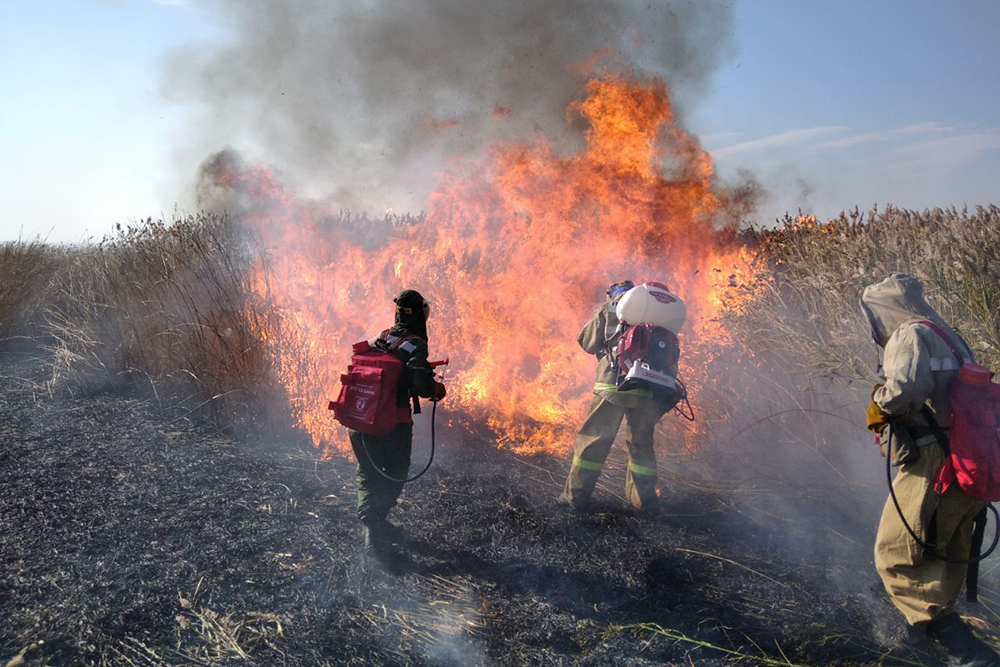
[909,424,948,447]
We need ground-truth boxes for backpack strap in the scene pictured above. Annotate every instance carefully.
[378,329,423,414]
[967,506,989,602]
[380,330,419,355]
[914,320,964,456]
[916,320,972,369]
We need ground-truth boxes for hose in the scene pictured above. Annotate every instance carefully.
[361,398,438,484]
[885,423,999,564]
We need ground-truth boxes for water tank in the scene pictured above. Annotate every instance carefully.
[615,282,686,333]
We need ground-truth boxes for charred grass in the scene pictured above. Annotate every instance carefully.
[0,353,951,667]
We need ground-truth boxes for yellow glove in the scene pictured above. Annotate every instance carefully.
[866,383,890,436]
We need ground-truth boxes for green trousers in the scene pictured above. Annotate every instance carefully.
[562,395,662,509]
[874,445,985,625]
[350,423,413,524]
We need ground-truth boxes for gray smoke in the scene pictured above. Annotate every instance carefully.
[163,0,736,213]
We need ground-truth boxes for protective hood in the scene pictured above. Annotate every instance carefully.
[860,273,950,347]
[393,289,429,341]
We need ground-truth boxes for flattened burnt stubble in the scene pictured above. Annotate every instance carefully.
[0,352,970,666]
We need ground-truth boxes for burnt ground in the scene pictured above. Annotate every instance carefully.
[2,351,998,666]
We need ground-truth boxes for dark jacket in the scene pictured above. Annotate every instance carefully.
[381,324,437,408]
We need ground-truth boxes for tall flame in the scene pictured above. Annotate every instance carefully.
[204,74,763,457]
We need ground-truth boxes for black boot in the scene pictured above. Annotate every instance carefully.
[632,497,660,518]
[926,613,1000,667]
[362,520,391,562]
[898,623,929,649]
[558,490,591,513]
[381,520,406,545]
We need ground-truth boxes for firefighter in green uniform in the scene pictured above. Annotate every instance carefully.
[863,273,1000,665]
[560,280,673,512]
[350,289,446,562]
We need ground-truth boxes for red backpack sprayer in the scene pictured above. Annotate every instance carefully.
[612,281,693,417]
[329,334,449,483]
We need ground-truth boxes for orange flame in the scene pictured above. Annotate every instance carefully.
[206,73,764,457]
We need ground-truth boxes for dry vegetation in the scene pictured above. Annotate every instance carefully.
[0,238,63,344]
[1,205,998,440]
[39,214,304,431]
[731,204,1000,380]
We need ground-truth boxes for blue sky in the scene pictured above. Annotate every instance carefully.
[1,0,998,241]
[697,0,1000,219]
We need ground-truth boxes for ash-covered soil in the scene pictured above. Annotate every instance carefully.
[1,352,995,666]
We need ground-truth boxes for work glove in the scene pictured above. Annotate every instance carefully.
[432,381,447,402]
[866,383,890,436]
[866,383,893,457]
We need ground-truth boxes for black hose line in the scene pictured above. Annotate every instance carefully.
[361,399,438,484]
[885,423,999,564]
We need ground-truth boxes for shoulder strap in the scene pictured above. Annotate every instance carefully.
[914,319,960,455]
[383,331,418,354]
[916,320,971,366]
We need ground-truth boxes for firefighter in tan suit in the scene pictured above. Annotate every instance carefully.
[863,273,999,665]
[560,281,671,512]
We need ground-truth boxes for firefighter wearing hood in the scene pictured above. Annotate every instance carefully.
[560,281,671,512]
[350,289,445,562]
[863,273,999,665]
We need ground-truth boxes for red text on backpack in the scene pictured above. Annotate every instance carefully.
[920,320,1000,502]
[328,336,413,435]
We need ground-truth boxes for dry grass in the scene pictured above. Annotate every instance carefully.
[8,204,996,446]
[0,238,63,345]
[730,204,1000,381]
[43,213,306,431]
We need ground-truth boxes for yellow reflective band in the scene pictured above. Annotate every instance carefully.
[628,461,657,476]
[572,456,604,472]
[593,382,652,396]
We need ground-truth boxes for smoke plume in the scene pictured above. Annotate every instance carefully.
[164,0,736,213]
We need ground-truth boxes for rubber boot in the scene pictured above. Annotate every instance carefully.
[926,613,1000,667]
[898,623,929,649]
[558,489,592,512]
[381,520,406,545]
[889,623,933,652]
[362,521,391,563]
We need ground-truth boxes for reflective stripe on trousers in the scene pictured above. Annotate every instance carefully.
[572,455,603,471]
[562,395,660,510]
[628,460,657,476]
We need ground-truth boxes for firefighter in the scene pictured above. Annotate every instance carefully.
[560,280,673,512]
[863,273,999,665]
[350,289,446,563]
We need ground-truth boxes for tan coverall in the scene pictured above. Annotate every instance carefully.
[863,273,985,626]
[561,299,672,510]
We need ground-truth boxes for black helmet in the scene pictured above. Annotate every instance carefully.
[393,289,430,339]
